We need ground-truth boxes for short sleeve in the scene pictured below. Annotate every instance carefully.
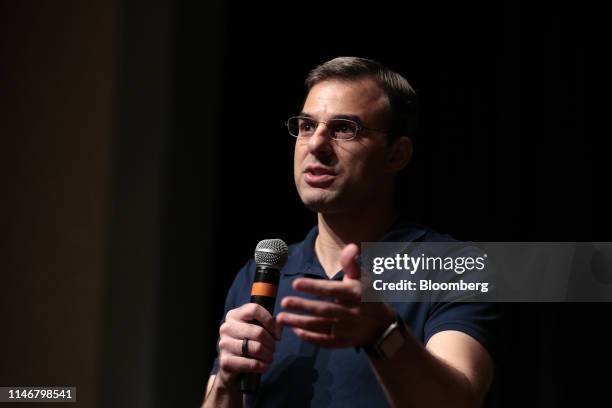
[424,301,502,361]
[209,259,255,376]
[420,235,501,360]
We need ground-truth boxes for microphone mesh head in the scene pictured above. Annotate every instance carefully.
[255,239,289,269]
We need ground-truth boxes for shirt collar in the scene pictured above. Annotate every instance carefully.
[282,218,427,278]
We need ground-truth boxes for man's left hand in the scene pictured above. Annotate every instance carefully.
[276,243,396,348]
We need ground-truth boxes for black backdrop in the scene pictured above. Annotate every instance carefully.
[126,0,609,407]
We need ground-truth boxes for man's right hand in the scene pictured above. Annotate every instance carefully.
[216,303,280,388]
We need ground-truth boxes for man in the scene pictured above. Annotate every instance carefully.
[202,57,498,407]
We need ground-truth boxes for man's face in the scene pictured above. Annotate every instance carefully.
[294,78,394,214]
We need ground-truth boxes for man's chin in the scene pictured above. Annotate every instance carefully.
[301,196,343,214]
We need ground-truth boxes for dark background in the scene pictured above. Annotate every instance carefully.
[1,0,610,407]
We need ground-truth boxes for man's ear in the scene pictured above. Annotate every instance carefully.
[385,136,413,173]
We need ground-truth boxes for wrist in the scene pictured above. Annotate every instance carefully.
[364,307,407,360]
[366,304,397,346]
[203,372,242,408]
[216,370,240,393]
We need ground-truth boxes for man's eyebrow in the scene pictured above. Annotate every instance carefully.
[331,114,363,124]
[298,112,364,124]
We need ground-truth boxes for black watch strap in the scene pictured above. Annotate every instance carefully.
[364,313,407,359]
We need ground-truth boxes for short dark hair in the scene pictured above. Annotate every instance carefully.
[305,57,418,140]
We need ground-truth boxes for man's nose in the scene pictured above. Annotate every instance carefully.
[307,123,333,156]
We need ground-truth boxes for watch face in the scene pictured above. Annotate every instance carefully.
[380,328,405,358]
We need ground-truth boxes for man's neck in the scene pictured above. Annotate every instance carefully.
[315,202,398,278]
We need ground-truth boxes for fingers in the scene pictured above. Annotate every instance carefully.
[217,303,280,376]
[218,354,270,374]
[226,303,277,338]
[292,327,338,348]
[276,312,335,333]
[281,296,357,319]
[340,243,361,279]
[292,278,360,303]
[220,319,277,351]
[218,337,274,364]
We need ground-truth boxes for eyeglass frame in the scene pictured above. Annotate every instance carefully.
[285,115,390,141]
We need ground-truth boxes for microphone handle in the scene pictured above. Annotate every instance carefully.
[238,265,279,394]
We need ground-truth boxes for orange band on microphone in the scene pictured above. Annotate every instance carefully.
[251,282,278,297]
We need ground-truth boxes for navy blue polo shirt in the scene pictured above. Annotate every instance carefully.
[211,220,500,407]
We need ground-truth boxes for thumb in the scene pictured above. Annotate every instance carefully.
[340,243,361,280]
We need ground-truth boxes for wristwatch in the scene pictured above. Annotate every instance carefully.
[365,313,407,359]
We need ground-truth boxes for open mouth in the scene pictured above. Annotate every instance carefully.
[303,166,336,187]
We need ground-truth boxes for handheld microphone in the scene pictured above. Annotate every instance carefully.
[239,238,288,394]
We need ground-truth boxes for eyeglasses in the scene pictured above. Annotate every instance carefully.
[285,116,388,141]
